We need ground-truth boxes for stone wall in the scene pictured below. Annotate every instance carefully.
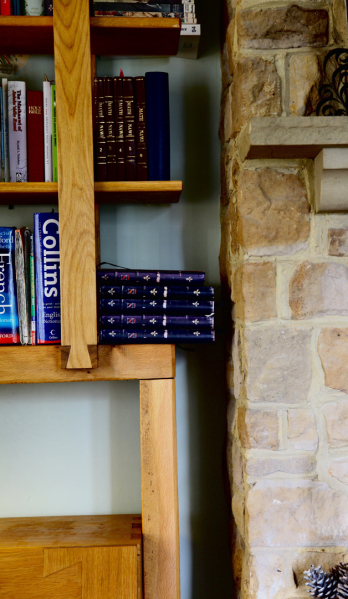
[220,0,348,597]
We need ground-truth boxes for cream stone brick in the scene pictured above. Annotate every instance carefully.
[244,328,312,404]
[328,228,348,256]
[247,479,348,547]
[246,455,313,477]
[290,263,348,319]
[232,490,244,535]
[289,54,321,116]
[328,458,348,484]
[233,262,276,323]
[224,84,233,143]
[232,443,244,491]
[318,329,348,393]
[287,409,318,451]
[246,553,290,599]
[237,168,310,256]
[323,400,348,448]
[238,6,329,50]
[238,407,280,450]
[232,57,281,135]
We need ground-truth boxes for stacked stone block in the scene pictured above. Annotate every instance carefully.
[220,0,348,597]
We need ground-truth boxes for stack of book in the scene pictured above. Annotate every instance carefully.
[94,72,170,182]
[92,0,197,24]
[97,268,215,344]
[0,78,57,183]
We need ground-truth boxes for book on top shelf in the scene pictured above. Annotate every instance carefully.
[8,81,27,183]
[27,91,44,183]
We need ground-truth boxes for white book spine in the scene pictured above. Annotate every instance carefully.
[2,79,10,183]
[43,81,52,183]
[8,81,27,183]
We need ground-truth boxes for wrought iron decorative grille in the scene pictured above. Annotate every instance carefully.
[316,48,348,115]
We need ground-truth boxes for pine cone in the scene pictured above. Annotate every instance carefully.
[337,573,348,599]
[332,563,348,582]
[304,565,338,599]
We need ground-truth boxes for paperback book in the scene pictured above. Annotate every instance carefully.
[8,81,27,182]
[0,227,19,344]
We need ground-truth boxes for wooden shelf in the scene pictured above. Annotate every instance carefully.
[0,15,181,55]
[0,181,182,205]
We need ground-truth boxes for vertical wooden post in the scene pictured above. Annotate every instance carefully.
[140,378,181,599]
[53,0,98,369]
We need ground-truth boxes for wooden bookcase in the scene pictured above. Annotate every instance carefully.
[0,7,182,599]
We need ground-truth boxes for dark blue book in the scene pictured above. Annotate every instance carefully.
[100,298,214,315]
[100,314,214,329]
[34,213,60,344]
[99,328,215,344]
[145,72,170,181]
[97,269,205,286]
[44,0,53,15]
[0,227,20,344]
[99,285,214,300]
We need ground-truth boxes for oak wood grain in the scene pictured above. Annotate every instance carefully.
[140,378,180,599]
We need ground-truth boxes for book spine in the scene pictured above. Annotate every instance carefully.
[15,229,29,344]
[27,90,44,182]
[24,0,44,14]
[100,298,214,314]
[94,0,195,3]
[43,81,52,182]
[51,84,58,182]
[34,213,61,344]
[95,77,107,182]
[30,234,36,345]
[22,228,32,344]
[97,269,205,285]
[104,77,117,181]
[123,77,136,181]
[93,3,187,12]
[145,71,170,181]
[135,76,147,181]
[8,81,27,182]
[100,313,214,329]
[1,0,12,14]
[99,285,214,300]
[114,77,126,181]
[0,91,2,182]
[0,227,19,344]
[99,328,215,344]
[44,0,53,15]
[2,79,10,182]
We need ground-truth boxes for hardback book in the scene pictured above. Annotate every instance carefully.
[2,79,10,182]
[1,0,12,14]
[24,0,44,15]
[104,77,117,181]
[145,72,170,180]
[21,227,32,344]
[100,313,214,329]
[99,284,214,300]
[8,81,27,182]
[0,227,19,344]
[99,328,215,344]
[30,233,36,345]
[43,80,52,182]
[97,0,194,3]
[94,77,107,181]
[15,229,29,345]
[34,213,61,344]
[51,84,58,182]
[93,3,187,12]
[100,298,215,314]
[44,0,52,15]
[27,90,44,182]
[123,77,136,181]
[114,76,126,181]
[97,269,205,285]
[135,77,147,181]
[94,11,196,22]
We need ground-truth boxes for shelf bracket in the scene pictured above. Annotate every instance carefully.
[61,345,98,370]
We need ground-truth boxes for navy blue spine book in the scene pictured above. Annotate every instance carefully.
[99,328,215,344]
[34,213,61,344]
[100,298,214,315]
[0,227,20,344]
[145,72,170,181]
[99,285,214,300]
[97,269,205,286]
[100,314,214,329]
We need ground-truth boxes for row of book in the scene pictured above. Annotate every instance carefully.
[92,1,197,24]
[97,268,215,344]
[95,72,170,182]
[0,78,57,183]
[0,0,51,15]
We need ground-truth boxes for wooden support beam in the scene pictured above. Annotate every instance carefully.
[140,378,180,599]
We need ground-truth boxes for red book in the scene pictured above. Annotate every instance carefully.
[123,77,136,182]
[27,91,44,183]
[135,76,148,181]
[1,0,12,14]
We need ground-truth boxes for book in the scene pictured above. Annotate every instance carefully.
[104,77,117,181]
[0,91,2,181]
[8,81,27,182]
[99,328,215,343]
[0,227,19,344]
[95,0,194,3]
[99,284,214,300]
[100,313,214,329]
[43,80,52,182]
[21,227,32,344]
[97,269,205,285]
[135,76,147,181]
[15,229,29,345]
[94,77,107,181]
[44,0,52,15]
[27,90,44,182]
[114,76,126,181]
[1,0,12,14]
[177,23,201,60]
[2,79,10,182]
[93,3,188,12]
[145,72,170,180]
[24,0,44,15]
[123,77,136,181]
[51,84,58,182]
[30,233,36,345]
[100,298,215,314]
[34,213,61,344]
[94,11,196,22]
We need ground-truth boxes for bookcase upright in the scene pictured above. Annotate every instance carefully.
[0,6,183,599]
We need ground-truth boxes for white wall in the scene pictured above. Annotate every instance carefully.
[0,3,234,596]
